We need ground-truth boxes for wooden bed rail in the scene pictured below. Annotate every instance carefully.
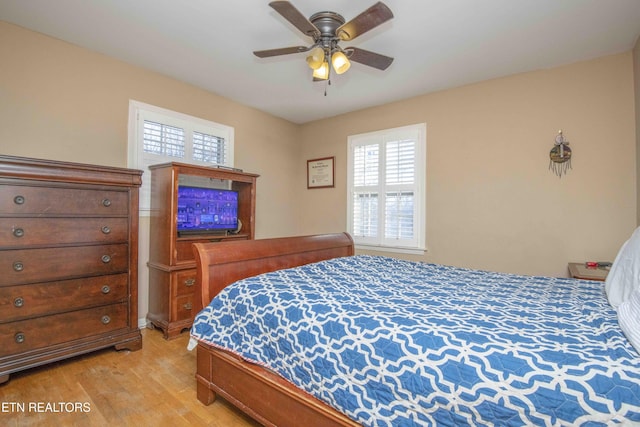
[192,232,354,312]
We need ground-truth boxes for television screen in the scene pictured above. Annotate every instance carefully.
[176,186,238,235]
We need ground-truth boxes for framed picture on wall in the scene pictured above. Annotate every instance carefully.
[307,156,335,189]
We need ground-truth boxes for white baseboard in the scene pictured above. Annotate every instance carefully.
[138,318,149,329]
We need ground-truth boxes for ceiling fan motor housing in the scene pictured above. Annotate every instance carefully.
[310,11,345,38]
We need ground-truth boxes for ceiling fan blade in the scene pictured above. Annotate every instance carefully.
[337,2,393,41]
[346,47,394,70]
[253,46,310,58]
[269,1,320,38]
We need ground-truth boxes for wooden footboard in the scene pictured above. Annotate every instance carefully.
[191,233,357,426]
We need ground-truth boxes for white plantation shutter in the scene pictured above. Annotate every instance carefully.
[384,140,415,244]
[347,124,426,252]
[385,191,413,240]
[143,121,185,158]
[353,143,379,187]
[386,140,415,185]
[352,143,380,243]
[192,131,227,165]
[128,100,234,214]
[353,192,378,239]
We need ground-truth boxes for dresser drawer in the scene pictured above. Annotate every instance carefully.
[0,185,128,216]
[0,217,128,247]
[0,244,129,286]
[173,269,197,296]
[173,294,194,321]
[0,273,128,322]
[0,303,128,356]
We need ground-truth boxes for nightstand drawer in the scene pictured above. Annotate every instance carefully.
[0,273,128,322]
[0,303,128,356]
[0,244,129,286]
[0,217,128,247]
[0,184,129,215]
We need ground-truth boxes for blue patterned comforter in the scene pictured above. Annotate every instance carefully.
[190,255,640,426]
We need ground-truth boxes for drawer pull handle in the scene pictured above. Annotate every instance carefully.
[183,302,193,310]
[101,315,111,325]
[14,195,25,205]
[13,261,24,272]
[101,226,111,234]
[102,198,112,207]
[101,255,111,263]
[184,278,195,287]
[13,228,25,238]
[14,297,24,308]
[14,333,25,344]
[101,285,111,294]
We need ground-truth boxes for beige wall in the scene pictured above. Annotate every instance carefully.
[0,22,302,236]
[0,21,302,325]
[299,53,637,277]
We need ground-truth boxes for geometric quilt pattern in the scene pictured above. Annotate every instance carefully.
[190,255,640,426]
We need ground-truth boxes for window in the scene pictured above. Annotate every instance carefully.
[347,123,426,253]
[128,100,234,213]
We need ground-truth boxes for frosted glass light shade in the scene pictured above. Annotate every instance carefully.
[312,61,329,80]
[331,51,351,74]
[306,47,325,70]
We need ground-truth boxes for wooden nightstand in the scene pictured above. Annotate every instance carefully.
[568,262,609,281]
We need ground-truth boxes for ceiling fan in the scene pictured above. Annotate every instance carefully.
[253,1,394,82]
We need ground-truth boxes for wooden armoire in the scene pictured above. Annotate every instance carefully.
[146,162,258,339]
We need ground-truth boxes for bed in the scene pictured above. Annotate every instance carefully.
[189,232,640,426]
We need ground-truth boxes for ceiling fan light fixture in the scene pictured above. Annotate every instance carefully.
[331,51,351,74]
[312,61,329,80]
[253,1,395,84]
[306,46,325,69]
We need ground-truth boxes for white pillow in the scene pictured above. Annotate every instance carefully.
[605,227,640,307]
[618,288,640,354]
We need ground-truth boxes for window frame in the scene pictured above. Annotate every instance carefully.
[127,100,234,215]
[347,123,426,254]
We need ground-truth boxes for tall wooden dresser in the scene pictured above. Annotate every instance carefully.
[0,155,143,383]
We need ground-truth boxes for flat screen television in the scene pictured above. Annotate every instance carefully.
[176,186,238,235]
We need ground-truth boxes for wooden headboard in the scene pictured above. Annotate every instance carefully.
[192,233,354,311]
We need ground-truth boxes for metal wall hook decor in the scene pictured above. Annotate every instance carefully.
[549,130,572,177]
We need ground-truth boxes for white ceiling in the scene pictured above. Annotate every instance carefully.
[2,0,640,124]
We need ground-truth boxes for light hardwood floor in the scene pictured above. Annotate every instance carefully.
[0,328,260,426]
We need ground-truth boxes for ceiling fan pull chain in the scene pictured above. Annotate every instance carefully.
[324,77,332,96]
